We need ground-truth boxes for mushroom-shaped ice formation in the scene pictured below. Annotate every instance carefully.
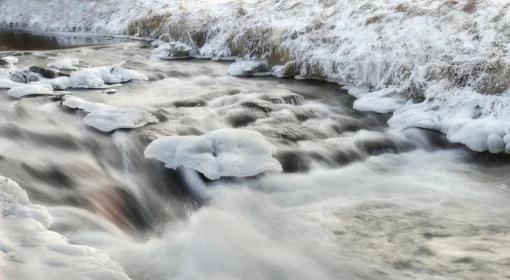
[144,129,283,180]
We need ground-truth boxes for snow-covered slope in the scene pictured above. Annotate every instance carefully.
[2,0,510,152]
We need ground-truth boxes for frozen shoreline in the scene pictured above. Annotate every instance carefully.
[1,0,510,153]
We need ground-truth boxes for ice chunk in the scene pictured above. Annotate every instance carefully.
[48,57,80,70]
[145,129,282,180]
[62,95,158,132]
[152,42,195,59]
[69,65,148,89]
[7,84,55,98]
[353,88,407,114]
[62,95,109,112]
[84,107,158,132]
[228,60,269,77]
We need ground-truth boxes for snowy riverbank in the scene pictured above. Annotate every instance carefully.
[1,0,510,153]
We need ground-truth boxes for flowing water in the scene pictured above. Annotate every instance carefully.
[1,32,510,280]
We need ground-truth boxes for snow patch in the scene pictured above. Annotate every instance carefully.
[151,42,195,60]
[0,176,131,280]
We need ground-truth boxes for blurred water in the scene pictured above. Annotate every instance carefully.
[1,40,509,280]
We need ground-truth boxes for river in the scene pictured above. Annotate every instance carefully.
[1,30,509,280]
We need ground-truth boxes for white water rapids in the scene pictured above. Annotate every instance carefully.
[0,35,509,280]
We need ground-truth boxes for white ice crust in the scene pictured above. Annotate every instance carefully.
[228,60,268,77]
[68,65,148,89]
[0,176,131,280]
[145,129,283,180]
[48,57,80,70]
[151,42,195,59]
[62,95,158,132]
[7,84,55,98]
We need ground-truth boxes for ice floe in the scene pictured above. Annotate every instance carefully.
[62,95,158,132]
[7,84,55,98]
[144,129,283,180]
[68,65,148,89]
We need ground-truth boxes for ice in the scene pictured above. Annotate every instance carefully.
[7,84,55,98]
[69,65,148,89]
[151,42,195,59]
[0,176,131,280]
[62,95,158,132]
[84,108,158,132]
[352,88,407,114]
[3,0,510,152]
[145,129,283,180]
[2,56,19,65]
[228,60,269,77]
[48,58,80,70]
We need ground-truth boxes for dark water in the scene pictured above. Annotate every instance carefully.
[0,28,131,51]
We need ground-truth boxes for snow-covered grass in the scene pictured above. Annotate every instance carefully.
[2,0,510,152]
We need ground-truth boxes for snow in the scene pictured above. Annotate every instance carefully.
[2,0,510,152]
[2,56,19,65]
[228,60,269,77]
[68,65,148,89]
[144,129,283,180]
[151,42,195,59]
[48,58,80,70]
[0,176,131,280]
[62,95,158,132]
[7,84,55,98]
[352,88,407,114]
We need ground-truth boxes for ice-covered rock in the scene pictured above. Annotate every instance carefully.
[62,95,158,132]
[0,176,131,280]
[228,60,269,77]
[152,42,195,59]
[352,88,408,114]
[69,65,148,89]
[7,84,55,98]
[145,129,283,180]
[0,56,19,67]
[48,57,80,70]
[84,108,158,132]
[29,66,62,79]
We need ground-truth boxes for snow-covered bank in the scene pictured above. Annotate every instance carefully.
[2,0,510,153]
[0,177,131,280]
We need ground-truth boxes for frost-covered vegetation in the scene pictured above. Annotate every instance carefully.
[1,0,510,152]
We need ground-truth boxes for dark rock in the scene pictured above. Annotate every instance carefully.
[29,66,61,79]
